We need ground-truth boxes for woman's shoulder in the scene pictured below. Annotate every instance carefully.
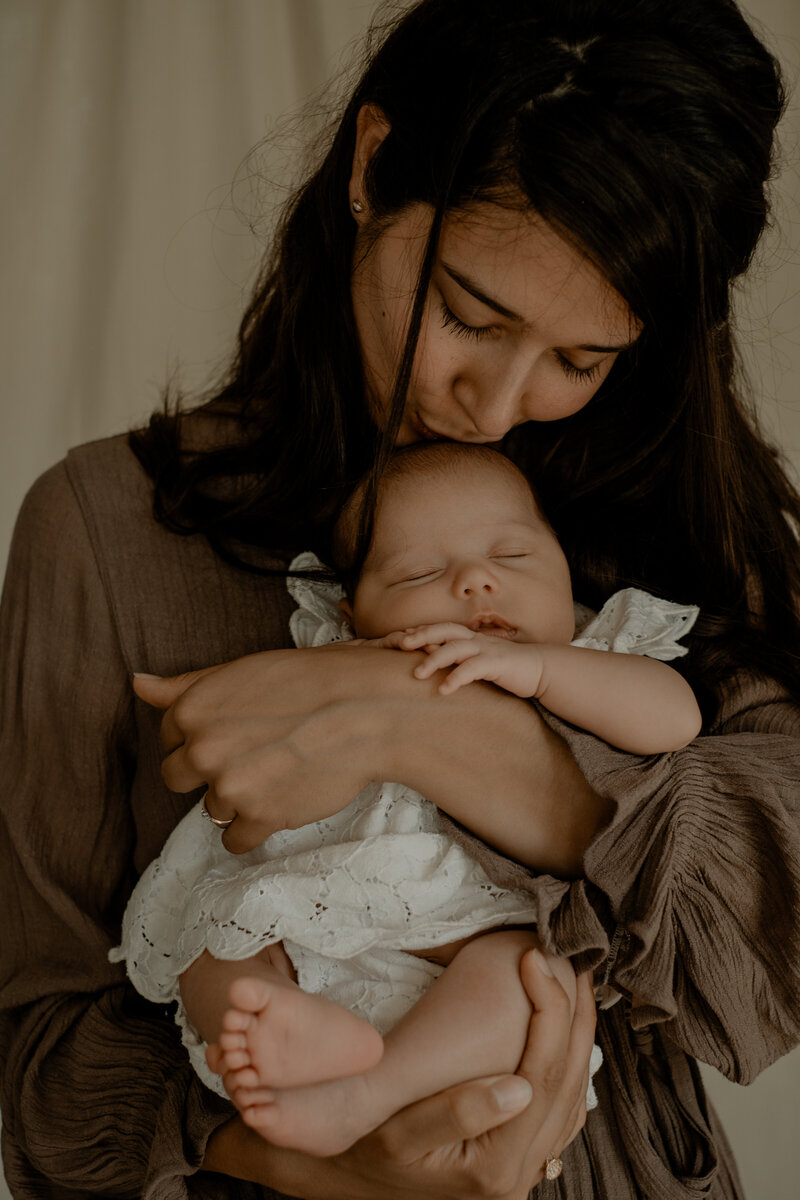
[12,431,296,673]
[9,434,149,578]
[17,432,150,539]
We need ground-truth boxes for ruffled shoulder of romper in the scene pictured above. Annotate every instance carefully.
[287,551,354,647]
[287,556,699,661]
[571,587,699,661]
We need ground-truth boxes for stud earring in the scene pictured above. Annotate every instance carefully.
[351,198,364,214]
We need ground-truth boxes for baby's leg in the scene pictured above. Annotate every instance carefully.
[226,928,565,1156]
[179,945,383,1089]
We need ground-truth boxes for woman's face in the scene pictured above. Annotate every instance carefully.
[351,202,638,445]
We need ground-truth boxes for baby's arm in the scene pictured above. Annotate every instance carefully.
[381,624,701,754]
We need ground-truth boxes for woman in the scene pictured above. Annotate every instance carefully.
[1,1,799,1197]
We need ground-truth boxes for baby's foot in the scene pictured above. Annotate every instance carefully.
[216,976,383,1090]
[231,1072,389,1157]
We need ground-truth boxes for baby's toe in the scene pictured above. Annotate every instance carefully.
[224,1063,261,1090]
[221,1005,253,1034]
[218,1028,247,1052]
[220,1047,251,1071]
[231,1084,275,1109]
[228,975,272,1015]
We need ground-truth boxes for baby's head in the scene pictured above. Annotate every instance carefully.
[335,444,575,645]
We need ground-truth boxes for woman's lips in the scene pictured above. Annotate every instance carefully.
[410,413,449,442]
[409,412,505,445]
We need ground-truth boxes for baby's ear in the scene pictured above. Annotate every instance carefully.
[339,596,355,626]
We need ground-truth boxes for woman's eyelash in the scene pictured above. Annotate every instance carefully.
[440,302,604,383]
[556,353,602,384]
[440,302,495,341]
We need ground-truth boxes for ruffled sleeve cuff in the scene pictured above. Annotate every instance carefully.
[441,684,800,1082]
[571,587,699,660]
[287,551,352,647]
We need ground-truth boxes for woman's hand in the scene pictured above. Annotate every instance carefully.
[203,954,596,1198]
[133,644,611,872]
[134,643,435,853]
[134,643,611,872]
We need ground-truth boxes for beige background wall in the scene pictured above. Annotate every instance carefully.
[0,1,798,1196]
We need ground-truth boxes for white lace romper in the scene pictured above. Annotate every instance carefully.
[110,553,698,1098]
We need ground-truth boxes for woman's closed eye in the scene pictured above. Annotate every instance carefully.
[440,301,607,384]
[440,301,497,342]
[555,352,603,384]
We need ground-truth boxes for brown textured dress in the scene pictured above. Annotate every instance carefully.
[1,434,798,1199]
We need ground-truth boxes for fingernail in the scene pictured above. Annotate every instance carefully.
[490,1076,532,1112]
[532,948,554,977]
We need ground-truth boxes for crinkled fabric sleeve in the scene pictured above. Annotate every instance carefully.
[442,677,800,1085]
[0,464,236,1199]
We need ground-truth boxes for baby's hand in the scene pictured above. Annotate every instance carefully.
[398,623,546,698]
[349,630,419,650]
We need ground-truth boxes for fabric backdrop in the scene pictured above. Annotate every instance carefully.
[0,2,798,1197]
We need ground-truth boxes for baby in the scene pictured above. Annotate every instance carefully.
[112,442,701,1158]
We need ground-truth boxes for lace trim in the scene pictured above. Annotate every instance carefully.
[288,553,699,661]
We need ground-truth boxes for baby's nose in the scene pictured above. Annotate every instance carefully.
[454,561,499,596]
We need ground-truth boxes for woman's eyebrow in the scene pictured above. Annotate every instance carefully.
[442,262,523,322]
[441,262,637,352]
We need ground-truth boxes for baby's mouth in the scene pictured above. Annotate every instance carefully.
[469,613,517,639]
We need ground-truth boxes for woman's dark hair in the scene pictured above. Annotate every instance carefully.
[130,0,800,717]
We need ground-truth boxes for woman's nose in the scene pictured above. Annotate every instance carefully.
[452,560,500,597]
[453,360,532,440]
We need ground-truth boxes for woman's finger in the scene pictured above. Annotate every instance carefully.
[202,786,239,837]
[132,668,216,711]
[159,741,208,792]
[379,952,590,1179]
[375,1073,534,1163]
[134,666,224,754]
[461,953,591,1191]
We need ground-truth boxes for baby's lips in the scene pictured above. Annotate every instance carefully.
[468,612,516,633]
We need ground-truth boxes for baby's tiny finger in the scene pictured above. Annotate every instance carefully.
[439,658,485,693]
[399,630,430,648]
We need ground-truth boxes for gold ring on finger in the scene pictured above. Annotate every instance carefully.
[200,790,235,829]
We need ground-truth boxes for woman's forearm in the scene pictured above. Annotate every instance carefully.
[138,644,612,873]
[371,663,614,878]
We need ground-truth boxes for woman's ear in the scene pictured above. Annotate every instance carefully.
[349,104,391,220]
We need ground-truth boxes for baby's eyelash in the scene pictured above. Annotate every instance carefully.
[440,302,495,341]
[556,353,603,384]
